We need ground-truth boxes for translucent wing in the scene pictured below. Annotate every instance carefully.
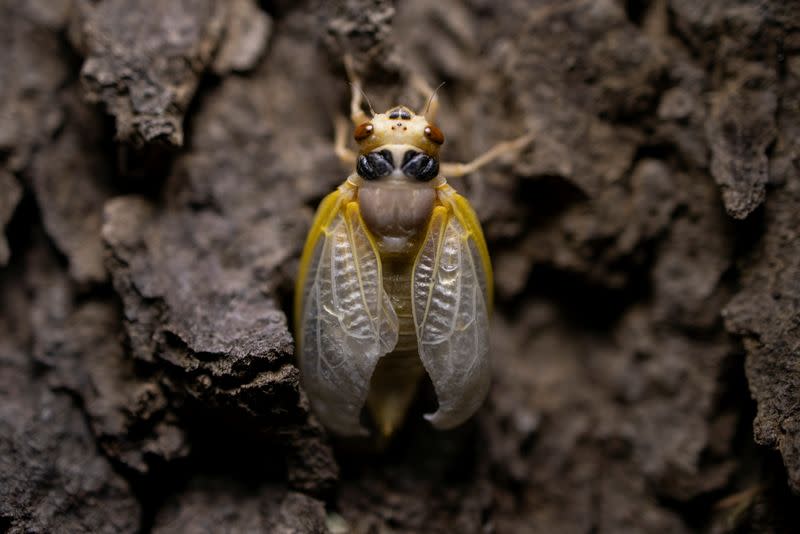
[295,189,399,435]
[412,191,492,429]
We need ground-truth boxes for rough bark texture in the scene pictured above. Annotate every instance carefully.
[1,0,799,532]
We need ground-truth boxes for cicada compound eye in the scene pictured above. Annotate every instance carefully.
[354,122,374,142]
[424,124,444,145]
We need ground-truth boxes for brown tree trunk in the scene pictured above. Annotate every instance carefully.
[1,0,799,532]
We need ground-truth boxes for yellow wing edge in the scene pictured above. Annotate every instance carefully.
[294,187,343,340]
[440,188,494,311]
[294,182,384,347]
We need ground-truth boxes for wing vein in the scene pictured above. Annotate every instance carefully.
[420,212,445,336]
[345,209,375,328]
[466,246,481,376]
[314,238,327,379]
[445,231,464,340]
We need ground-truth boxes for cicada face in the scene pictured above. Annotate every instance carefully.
[294,105,492,437]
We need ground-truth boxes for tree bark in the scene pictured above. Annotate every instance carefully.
[1,0,799,532]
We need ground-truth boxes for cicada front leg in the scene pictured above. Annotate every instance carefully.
[343,54,372,126]
[440,133,535,178]
[334,115,357,167]
[334,55,377,167]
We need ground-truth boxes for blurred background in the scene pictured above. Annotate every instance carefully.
[1,0,799,532]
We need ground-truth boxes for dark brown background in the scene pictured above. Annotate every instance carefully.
[1,0,799,532]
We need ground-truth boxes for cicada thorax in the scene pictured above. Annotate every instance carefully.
[357,181,436,256]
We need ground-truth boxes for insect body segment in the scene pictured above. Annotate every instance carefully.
[296,71,529,437]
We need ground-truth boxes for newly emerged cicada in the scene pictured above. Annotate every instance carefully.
[295,63,532,437]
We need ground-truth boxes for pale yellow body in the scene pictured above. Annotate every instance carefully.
[295,177,493,436]
[366,253,425,436]
[294,65,530,437]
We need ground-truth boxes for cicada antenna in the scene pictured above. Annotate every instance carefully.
[424,82,446,122]
[350,82,376,118]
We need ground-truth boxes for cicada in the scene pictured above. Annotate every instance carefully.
[295,65,532,437]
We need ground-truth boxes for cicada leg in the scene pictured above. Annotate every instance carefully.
[440,132,535,177]
[344,54,371,126]
[334,115,357,166]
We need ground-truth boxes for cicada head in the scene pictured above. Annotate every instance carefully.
[354,105,444,156]
[352,106,445,188]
